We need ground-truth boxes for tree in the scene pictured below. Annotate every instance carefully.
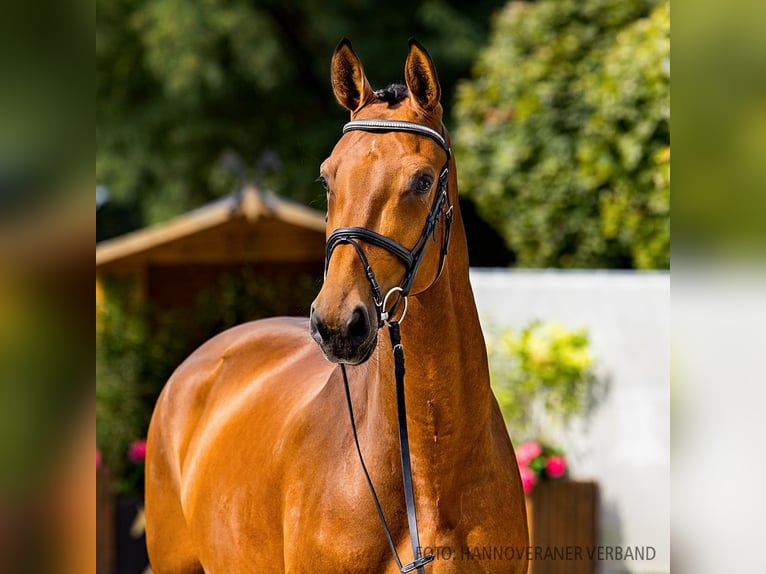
[97,0,504,234]
[453,0,669,268]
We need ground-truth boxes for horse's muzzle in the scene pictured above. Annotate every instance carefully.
[310,304,377,365]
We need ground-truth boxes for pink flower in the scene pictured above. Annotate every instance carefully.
[96,448,102,470]
[545,455,567,479]
[519,465,537,495]
[515,441,543,467]
[128,439,147,464]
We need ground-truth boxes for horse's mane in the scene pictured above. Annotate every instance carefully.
[375,83,408,104]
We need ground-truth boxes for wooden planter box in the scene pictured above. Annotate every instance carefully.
[525,480,598,574]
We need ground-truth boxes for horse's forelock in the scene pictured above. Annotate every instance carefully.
[374,83,409,104]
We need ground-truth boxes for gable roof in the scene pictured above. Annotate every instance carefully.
[96,187,326,273]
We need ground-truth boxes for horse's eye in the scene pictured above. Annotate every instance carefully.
[414,176,433,195]
[316,175,329,191]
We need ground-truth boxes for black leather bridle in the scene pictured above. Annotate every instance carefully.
[325,119,454,574]
[325,119,453,326]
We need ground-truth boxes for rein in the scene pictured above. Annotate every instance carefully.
[326,119,453,574]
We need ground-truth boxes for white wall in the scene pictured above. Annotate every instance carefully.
[469,269,670,574]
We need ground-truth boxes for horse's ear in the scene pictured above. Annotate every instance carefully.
[404,38,441,114]
[331,38,374,113]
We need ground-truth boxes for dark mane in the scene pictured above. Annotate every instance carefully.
[375,83,408,104]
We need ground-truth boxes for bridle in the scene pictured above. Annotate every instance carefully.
[325,119,453,326]
[323,119,454,574]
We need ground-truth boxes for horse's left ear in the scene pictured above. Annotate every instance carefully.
[404,38,441,114]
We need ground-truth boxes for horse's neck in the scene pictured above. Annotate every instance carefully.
[365,249,495,465]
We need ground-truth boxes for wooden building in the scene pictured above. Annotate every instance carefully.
[96,186,326,317]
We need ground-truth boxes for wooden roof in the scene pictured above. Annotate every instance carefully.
[96,187,327,274]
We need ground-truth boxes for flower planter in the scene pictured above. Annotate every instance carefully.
[525,480,598,574]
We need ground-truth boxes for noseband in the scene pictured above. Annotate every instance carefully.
[324,119,454,574]
[324,119,453,325]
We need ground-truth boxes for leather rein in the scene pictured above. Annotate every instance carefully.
[325,119,453,574]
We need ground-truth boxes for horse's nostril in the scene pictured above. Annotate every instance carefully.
[346,307,370,347]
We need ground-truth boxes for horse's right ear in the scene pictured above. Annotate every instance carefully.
[331,39,374,113]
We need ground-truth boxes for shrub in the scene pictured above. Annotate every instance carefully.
[453,0,670,268]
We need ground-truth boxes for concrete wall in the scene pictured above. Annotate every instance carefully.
[469,269,670,574]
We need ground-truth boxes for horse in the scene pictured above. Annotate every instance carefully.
[145,38,529,573]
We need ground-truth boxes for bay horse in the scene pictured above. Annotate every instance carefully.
[145,39,529,573]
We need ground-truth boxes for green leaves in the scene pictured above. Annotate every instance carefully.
[134,0,286,99]
[453,0,670,269]
[96,0,503,236]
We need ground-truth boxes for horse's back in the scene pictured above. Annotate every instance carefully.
[146,316,334,573]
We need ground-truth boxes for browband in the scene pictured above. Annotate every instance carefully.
[343,119,451,160]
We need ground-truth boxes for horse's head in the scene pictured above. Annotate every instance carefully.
[310,39,453,364]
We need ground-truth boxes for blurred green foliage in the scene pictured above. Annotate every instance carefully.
[674,0,766,261]
[453,0,670,268]
[96,293,151,495]
[96,269,317,494]
[0,276,89,498]
[0,1,90,217]
[488,320,598,440]
[97,0,503,231]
